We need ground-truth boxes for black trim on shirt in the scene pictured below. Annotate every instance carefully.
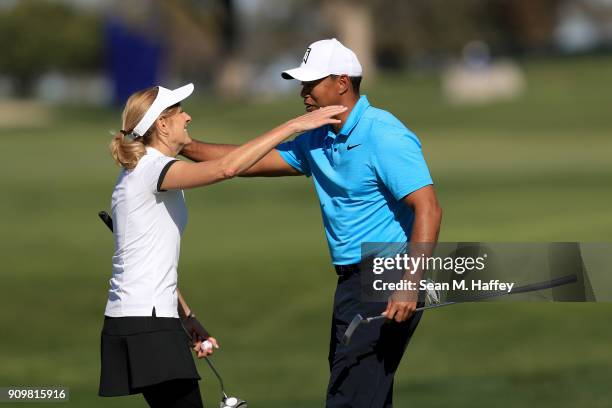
[157,160,179,192]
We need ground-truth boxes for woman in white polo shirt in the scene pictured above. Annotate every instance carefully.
[98,83,345,407]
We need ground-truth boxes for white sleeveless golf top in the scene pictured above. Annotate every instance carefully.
[104,147,187,318]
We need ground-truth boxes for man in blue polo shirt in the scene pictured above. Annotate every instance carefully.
[182,38,442,407]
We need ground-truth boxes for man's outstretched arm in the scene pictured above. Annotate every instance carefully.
[181,139,301,177]
[383,185,443,322]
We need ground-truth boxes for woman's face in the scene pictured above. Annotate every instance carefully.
[165,107,192,147]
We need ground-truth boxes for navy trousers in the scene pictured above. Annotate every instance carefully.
[326,270,423,408]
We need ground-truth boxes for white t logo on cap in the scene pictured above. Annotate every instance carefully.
[303,47,311,64]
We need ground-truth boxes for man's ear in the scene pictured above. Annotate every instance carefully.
[337,75,350,95]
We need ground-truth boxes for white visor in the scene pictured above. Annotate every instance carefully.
[133,83,194,137]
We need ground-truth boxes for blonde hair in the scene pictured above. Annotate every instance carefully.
[109,87,181,169]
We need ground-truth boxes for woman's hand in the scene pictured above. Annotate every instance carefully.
[287,105,347,134]
[194,336,219,359]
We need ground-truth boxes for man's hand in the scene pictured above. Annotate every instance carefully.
[382,294,417,323]
[382,184,441,323]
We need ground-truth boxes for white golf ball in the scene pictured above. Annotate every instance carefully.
[202,340,213,351]
[225,397,238,406]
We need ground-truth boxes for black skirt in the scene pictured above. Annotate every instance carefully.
[99,316,201,397]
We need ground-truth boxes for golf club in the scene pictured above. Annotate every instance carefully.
[203,355,248,408]
[98,210,247,407]
[98,211,113,232]
[342,273,578,345]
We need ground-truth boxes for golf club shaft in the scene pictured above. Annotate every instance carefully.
[364,302,455,323]
[364,273,578,323]
[204,357,228,399]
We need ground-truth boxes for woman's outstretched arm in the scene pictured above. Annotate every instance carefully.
[161,105,345,189]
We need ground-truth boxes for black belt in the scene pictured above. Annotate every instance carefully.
[334,263,360,276]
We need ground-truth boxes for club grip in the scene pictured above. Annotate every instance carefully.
[98,211,113,232]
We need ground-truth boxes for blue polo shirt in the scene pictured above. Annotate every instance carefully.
[277,95,433,265]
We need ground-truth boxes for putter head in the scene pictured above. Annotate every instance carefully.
[220,396,247,408]
[341,314,365,346]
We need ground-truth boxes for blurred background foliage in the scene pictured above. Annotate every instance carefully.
[0,0,611,101]
[0,0,102,96]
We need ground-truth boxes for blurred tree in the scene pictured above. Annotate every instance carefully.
[0,0,102,96]
[371,0,564,69]
[372,0,495,68]
[322,0,376,78]
[486,0,562,54]
[159,0,225,83]
[109,0,229,87]
[219,0,236,54]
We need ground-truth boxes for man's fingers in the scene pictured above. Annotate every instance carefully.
[384,301,416,322]
[382,302,397,320]
[384,299,419,322]
[381,303,391,317]
[396,304,416,322]
[391,305,401,322]
[396,307,407,322]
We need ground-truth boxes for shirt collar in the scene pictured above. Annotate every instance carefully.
[145,146,165,157]
[337,95,370,136]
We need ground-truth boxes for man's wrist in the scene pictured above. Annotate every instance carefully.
[179,143,191,158]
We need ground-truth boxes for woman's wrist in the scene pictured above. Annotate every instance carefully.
[283,119,298,135]
[179,306,192,319]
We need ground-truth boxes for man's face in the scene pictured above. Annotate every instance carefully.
[300,76,341,112]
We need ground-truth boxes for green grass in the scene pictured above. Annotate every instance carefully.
[1,55,611,407]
